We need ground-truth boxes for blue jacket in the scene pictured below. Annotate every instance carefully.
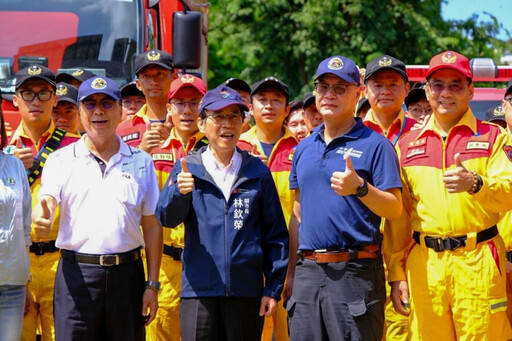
[156,147,289,300]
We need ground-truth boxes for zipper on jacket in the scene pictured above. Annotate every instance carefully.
[224,202,229,296]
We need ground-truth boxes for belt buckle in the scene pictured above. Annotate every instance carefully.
[446,237,464,251]
[431,238,444,252]
[99,254,119,266]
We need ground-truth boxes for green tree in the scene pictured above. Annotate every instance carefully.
[208,0,509,98]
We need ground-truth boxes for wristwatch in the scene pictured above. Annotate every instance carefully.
[145,281,161,293]
[355,179,368,198]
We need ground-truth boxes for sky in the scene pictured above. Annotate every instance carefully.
[442,0,512,40]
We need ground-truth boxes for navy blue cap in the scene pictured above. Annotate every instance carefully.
[56,69,96,84]
[78,77,121,102]
[364,55,408,82]
[16,65,56,89]
[315,56,360,85]
[199,85,249,113]
[224,78,251,94]
[135,49,174,74]
[56,82,78,106]
[251,77,289,101]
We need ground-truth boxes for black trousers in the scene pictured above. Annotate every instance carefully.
[287,256,385,341]
[180,296,264,341]
[53,255,145,341]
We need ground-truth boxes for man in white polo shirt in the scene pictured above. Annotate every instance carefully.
[32,76,163,341]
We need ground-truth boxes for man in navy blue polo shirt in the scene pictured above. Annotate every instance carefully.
[284,56,403,341]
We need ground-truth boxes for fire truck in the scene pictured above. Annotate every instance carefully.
[406,58,512,120]
[0,0,209,129]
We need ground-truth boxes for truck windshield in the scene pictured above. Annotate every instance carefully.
[0,0,143,93]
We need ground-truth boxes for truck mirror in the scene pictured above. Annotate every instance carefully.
[172,11,201,69]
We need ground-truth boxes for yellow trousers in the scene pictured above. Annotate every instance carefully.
[146,254,182,341]
[407,236,512,340]
[21,251,60,341]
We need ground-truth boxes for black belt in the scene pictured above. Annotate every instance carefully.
[413,225,498,252]
[61,248,141,266]
[29,241,59,255]
[506,251,512,263]
[163,244,183,261]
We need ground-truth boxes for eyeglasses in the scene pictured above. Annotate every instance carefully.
[81,99,116,110]
[206,113,242,124]
[428,82,468,93]
[171,100,200,111]
[122,98,145,107]
[409,106,433,116]
[314,82,355,96]
[18,90,54,102]
[504,98,512,105]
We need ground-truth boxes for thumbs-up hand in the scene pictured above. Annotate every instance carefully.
[139,122,162,153]
[250,144,268,166]
[33,197,54,239]
[177,158,194,195]
[152,117,171,142]
[330,149,363,196]
[443,153,474,193]
[12,139,34,170]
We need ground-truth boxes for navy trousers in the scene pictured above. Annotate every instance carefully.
[287,256,385,341]
[53,254,145,341]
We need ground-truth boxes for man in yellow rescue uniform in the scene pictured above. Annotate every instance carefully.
[8,65,80,341]
[146,74,207,341]
[237,77,297,341]
[363,54,416,341]
[389,51,512,340]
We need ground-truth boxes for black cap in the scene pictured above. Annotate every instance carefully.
[15,65,56,89]
[56,69,96,84]
[506,79,512,97]
[404,88,427,108]
[224,78,251,94]
[303,92,315,109]
[364,55,408,83]
[356,97,370,116]
[120,82,144,98]
[56,82,78,106]
[485,105,505,123]
[251,77,289,101]
[135,49,174,74]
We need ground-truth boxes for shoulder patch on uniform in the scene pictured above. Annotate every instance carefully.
[504,145,512,162]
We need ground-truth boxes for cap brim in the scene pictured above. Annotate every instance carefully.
[57,97,78,106]
[251,81,289,99]
[225,79,251,94]
[16,76,56,89]
[314,71,359,85]
[426,65,472,79]
[364,67,408,82]
[203,100,249,112]
[135,62,173,74]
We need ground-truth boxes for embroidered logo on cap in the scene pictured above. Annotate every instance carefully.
[72,70,84,76]
[28,65,42,75]
[147,50,161,61]
[327,57,344,70]
[91,78,107,89]
[441,52,457,64]
[181,74,195,83]
[494,106,505,116]
[220,90,235,99]
[378,56,393,67]
[56,84,68,96]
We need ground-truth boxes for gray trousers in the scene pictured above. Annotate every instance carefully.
[287,256,385,341]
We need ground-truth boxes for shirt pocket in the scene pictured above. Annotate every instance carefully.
[112,173,142,207]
